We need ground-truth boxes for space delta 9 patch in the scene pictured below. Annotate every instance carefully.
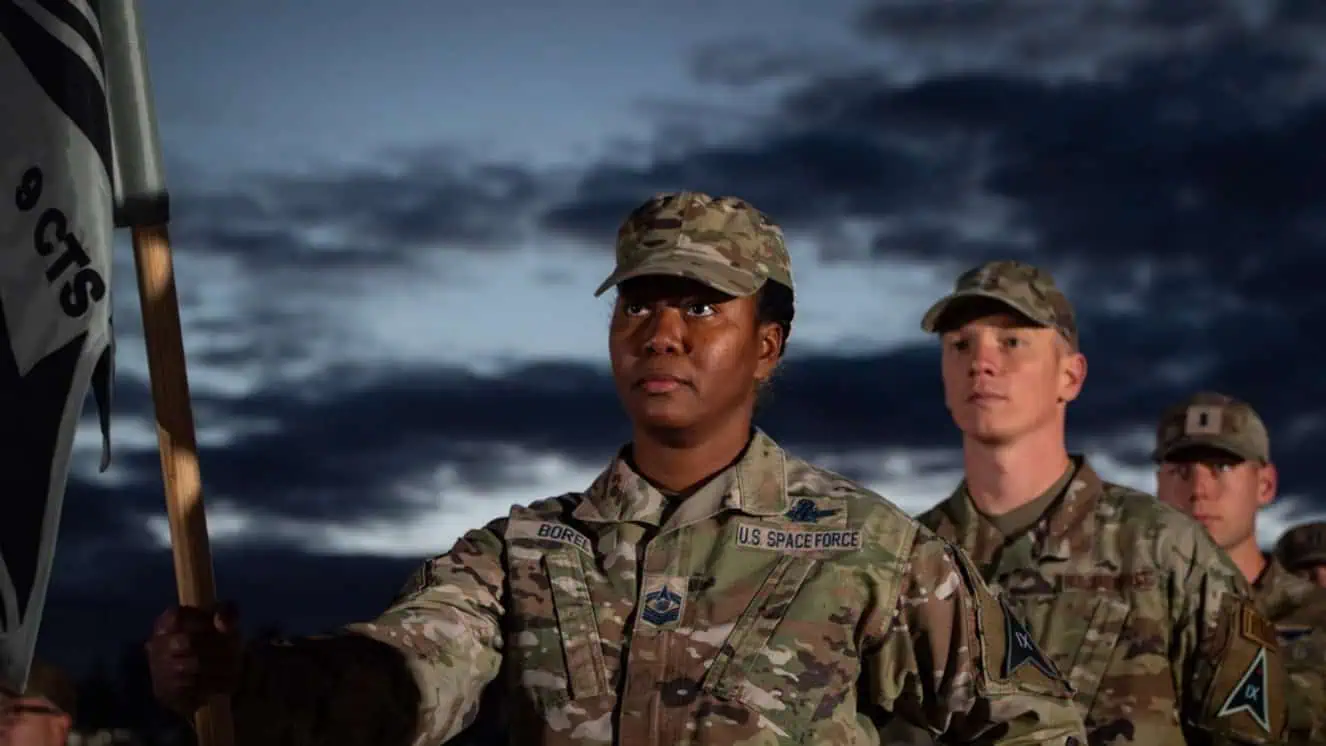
[1206,599,1286,739]
[999,599,1058,680]
[1217,647,1272,732]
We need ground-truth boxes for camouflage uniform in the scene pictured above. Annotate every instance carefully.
[912,261,1291,745]
[1254,560,1326,741]
[219,195,1088,746]
[1276,522,1326,585]
[1154,393,1326,742]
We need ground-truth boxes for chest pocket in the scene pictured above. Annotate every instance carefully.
[506,549,609,709]
[700,556,827,740]
[1011,589,1132,710]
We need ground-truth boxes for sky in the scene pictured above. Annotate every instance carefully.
[30,0,1326,675]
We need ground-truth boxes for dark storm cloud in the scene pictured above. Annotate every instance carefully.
[852,0,1320,83]
[688,38,855,87]
[39,543,421,673]
[541,129,949,242]
[169,154,551,269]
[58,363,629,547]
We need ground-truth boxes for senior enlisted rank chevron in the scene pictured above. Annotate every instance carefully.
[912,260,1291,745]
[144,193,1087,746]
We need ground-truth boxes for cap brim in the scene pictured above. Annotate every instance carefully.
[1151,436,1264,464]
[1285,551,1326,568]
[593,252,766,298]
[919,290,1050,333]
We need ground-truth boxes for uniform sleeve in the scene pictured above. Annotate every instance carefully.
[230,519,508,746]
[862,531,1087,746]
[1282,631,1326,745]
[1169,533,1290,744]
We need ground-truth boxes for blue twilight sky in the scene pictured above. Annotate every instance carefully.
[36,0,1326,672]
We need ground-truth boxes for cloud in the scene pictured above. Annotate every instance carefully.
[688,37,858,87]
[169,151,553,273]
[851,0,1326,86]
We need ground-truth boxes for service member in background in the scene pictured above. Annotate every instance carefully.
[1276,521,1326,589]
[910,260,1290,744]
[1153,392,1326,742]
[142,193,1087,746]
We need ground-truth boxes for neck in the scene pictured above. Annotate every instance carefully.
[963,423,1071,516]
[631,415,754,493]
[1226,537,1268,585]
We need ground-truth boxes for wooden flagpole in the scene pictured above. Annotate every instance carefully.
[100,3,234,745]
[129,223,234,746]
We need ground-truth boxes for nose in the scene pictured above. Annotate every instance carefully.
[642,306,685,355]
[967,336,999,377]
[1190,467,1216,498]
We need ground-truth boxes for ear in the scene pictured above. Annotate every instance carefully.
[1256,462,1278,507]
[754,321,784,382]
[1058,347,1087,404]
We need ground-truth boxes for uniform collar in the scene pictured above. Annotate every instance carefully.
[573,428,790,526]
[936,456,1104,562]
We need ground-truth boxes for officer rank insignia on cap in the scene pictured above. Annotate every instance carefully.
[1184,404,1224,435]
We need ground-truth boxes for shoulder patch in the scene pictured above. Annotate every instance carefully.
[1216,647,1272,732]
[1000,598,1059,680]
[1201,597,1287,740]
[950,541,1073,700]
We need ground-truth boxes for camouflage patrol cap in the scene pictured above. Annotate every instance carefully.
[920,260,1078,350]
[593,191,794,298]
[1152,391,1270,463]
[1276,521,1326,569]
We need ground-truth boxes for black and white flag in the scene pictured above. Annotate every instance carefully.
[0,0,115,692]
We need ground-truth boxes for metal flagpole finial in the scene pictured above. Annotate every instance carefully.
[101,0,168,228]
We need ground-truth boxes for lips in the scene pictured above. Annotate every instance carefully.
[635,372,690,393]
